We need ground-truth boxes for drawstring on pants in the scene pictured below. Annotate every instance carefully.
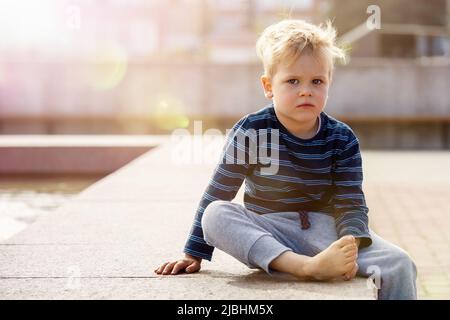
[298,210,311,230]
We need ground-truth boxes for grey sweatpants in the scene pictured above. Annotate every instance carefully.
[201,200,417,300]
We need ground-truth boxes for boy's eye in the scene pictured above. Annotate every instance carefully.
[312,79,323,85]
[287,79,298,85]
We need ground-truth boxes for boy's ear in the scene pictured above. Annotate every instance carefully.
[260,75,273,98]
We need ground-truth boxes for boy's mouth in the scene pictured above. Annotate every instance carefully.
[296,103,314,108]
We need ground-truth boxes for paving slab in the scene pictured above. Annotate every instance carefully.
[0,275,374,300]
[0,141,377,299]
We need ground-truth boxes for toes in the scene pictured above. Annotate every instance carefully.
[343,263,359,281]
[342,246,352,253]
[342,244,357,253]
[344,253,357,265]
[344,248,358,257]
[343,235,355,242]
[339,235,356,247]
[340,262,354,276]
[344,260,355,271]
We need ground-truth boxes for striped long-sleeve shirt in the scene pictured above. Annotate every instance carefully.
[184,103,372,261]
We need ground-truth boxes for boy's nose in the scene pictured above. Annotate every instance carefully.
[298,85,313,96]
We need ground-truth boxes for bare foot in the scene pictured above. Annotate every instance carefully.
[302,235,358,281]
[343,262,359,281]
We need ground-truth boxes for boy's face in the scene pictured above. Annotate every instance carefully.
[261,52,331,128]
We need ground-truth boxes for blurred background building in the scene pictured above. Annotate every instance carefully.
[0,0,449,149]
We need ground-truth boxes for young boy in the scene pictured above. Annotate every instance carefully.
[155,19,417,300]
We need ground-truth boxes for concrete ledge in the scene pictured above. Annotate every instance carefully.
[0,135,169,174]
[0,141,377,299]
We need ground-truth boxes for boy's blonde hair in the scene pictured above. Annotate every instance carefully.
[256,19,346,79]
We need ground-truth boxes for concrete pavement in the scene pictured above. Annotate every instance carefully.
[0,139,376,299]
[3,138,450,299]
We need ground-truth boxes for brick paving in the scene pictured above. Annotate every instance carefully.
[363,151,450,299]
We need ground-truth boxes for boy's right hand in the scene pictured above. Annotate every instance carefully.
[154,254,202,275]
